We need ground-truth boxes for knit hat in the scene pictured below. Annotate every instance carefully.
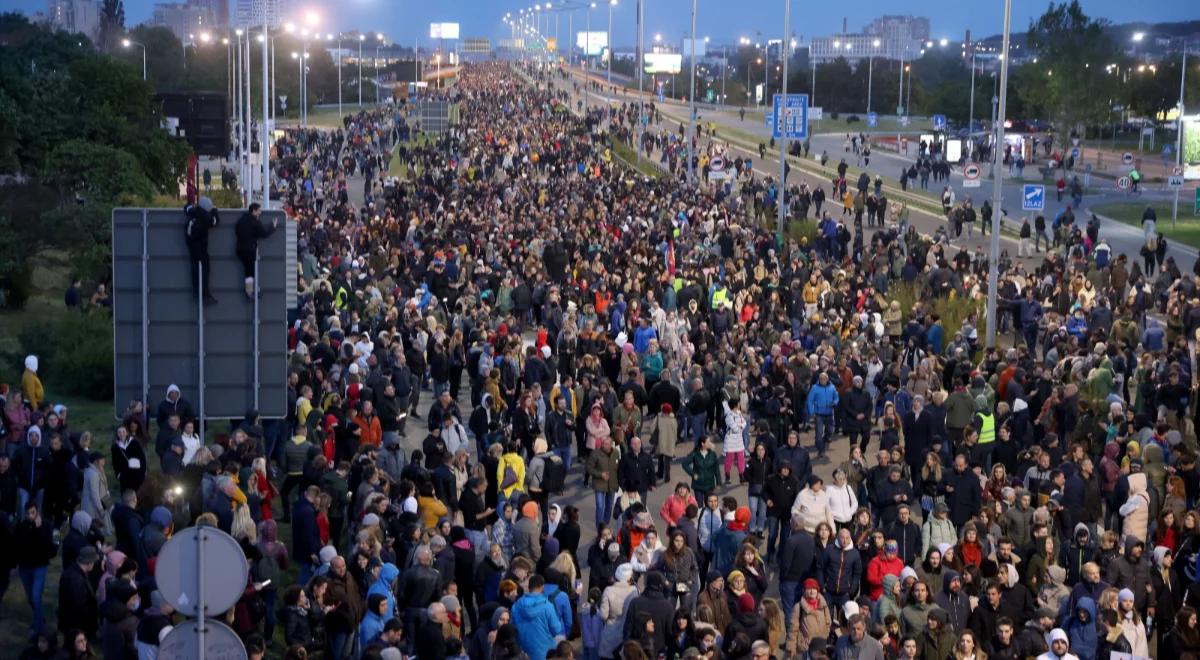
[1118,588,1135,603]
[803,578,820,591]
[843,601,860,619]
[900,566,918,583]
[362,513,381,527]
[441,595,461,612]
[737,592,757,614]
[884,540,899,554]
[318,546,338,564]
[727,569,745,583]
[522,501,539,520]
[615,563,634,583]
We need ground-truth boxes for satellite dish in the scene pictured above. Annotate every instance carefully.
[155,526,248,617]
[158,619,247,660]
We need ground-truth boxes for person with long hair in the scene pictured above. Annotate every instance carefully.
[953,629,987,660]
[653,531,700,609]
[1162,606,1200,658]
[760,597,785,655]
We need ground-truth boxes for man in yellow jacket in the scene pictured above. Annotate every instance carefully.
[22,355,43,411]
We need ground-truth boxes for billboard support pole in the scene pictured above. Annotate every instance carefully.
[197,261,206,440]
[141,210,149,415]
[776,0,790,247]
[253,250,260,410]
[1173,49,1186,228]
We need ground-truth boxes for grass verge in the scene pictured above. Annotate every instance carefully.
[1091,201,1200,249]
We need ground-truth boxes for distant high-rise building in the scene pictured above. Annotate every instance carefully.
[45,0,101,41]
[235,0,286,29]
[151,3,215,41]
[191,0,229,29]
[810,14,929,63]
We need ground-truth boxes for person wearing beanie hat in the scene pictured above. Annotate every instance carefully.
[184,196,220,304]
[723,588,769,656]
[788,575,832,658]
[512,500,542,563]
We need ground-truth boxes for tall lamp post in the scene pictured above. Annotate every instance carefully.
[687,0,697,184]
[358,34,366,106]
[985,0,1013,348]
[607,0,616,85]
[867,38,880,115]
[1172,46,1189,227]
[121,38,146,80]
[776,0,791,246]
[375,33,385,104]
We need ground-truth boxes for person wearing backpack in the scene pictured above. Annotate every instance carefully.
[497,440,526,517]
[527,438,558,525]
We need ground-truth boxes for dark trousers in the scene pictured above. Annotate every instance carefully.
[280,473,303,519]
[188,244,212,297]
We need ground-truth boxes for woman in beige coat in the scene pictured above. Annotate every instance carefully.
[599,562,639,658]
[788,578,832,657]
[651,403,679,480]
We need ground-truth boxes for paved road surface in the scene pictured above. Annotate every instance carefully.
[559,65,1199,267]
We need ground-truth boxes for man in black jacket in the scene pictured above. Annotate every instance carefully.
[941,453,982,529]
[618,436,657,504]
[184,197,219,305]
[57,545,99,640]
[763,461,801,559]
[777,517,815,637]
[884,504,922,566]
[234,203,278,299]
[842,376,874,452]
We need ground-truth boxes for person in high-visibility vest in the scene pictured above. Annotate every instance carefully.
[973,394,995,467]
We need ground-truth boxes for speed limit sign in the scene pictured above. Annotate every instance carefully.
[1117,176,1131,191]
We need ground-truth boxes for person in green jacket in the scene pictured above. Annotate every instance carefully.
[683,435,722,503]
[917,608,955,660]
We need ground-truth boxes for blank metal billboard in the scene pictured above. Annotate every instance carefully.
[112,208,292,421]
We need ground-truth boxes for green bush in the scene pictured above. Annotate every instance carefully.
[890,281,983,343]
[17,310,113,401]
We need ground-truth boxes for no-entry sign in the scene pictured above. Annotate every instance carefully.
[963,163,982,188]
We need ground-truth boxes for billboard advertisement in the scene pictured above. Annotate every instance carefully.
[644,52,682,74]
[680,38,707,58]
[430,22,461,39]
[576,31,608,55]
[1183,115,1200,181]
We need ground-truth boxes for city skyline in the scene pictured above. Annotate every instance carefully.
[9,0,1198,48]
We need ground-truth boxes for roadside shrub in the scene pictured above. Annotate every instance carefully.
[17,310,113,401]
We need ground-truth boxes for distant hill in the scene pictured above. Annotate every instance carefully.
[975,19,1200,48]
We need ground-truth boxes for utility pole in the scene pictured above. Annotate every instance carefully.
[337,34,343,117]
[985,0,1013,348]
[687,0,697,184]
[636,0,645,161]
[777,0,790,246]
[261,21,269,209]
[607,0,615,85]
[1173,49,1188,227]
[968,52,976,158]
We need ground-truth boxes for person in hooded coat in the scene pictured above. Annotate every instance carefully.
[935,569,971,633]
[58,545,100,640]
[723,592,768,657]
[1065,597,1098,660]
[623,570,675,651]
[100,582,140,660]
[599,563,639,658]
[1120,472,1151,541]
[511,574,564,660]
[469,606,510,660]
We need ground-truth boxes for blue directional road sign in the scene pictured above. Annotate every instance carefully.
[1023,184,1045,211]
[932,114,947,130]
[771,93,809,140]
[867,112,878,128]
[1071,147,1080,160]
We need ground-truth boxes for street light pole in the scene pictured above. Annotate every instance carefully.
[722,46,727,107]
[867,39,879,116]
[337,35,343,117]
[777,0,790,246]
[687,0,697,184]
[1174,49,1188,227]
[261,21,270,209]
[359,35,365,106]
[968,52,976,157]
[985,0,1013,348]
[608,0,615,85]
[585,3,594,111]
[636,0,644,161]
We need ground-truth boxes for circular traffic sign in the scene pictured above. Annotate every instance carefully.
[964,164,981,180]
[1174,165,1185,176]
[158,619,248,660]
[710,156,725,171]
[155,526,249,617]
[1117,176,1131,191]
[1122,151,1134,165]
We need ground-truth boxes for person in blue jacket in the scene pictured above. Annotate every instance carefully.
[542,576,574,636]
[358,593,389,649]
[806,372,840,457]
[1066,596,1099,659]
[511,574,564,660]
[366,562,399,618]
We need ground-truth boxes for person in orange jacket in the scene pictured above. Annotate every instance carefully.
[352,400,384,447]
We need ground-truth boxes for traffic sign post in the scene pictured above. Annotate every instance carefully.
[867,112,878,128]
[1117,176,1131,192]
[932,114,946,130]
[963,163,982,188]
[1169,176,1185,188]
[771,93,808,140]
[1022,184,1045,211]
[1122,151,1134,166]
[809,106,823,120]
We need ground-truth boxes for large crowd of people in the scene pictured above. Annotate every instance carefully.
[2,60,1200,660]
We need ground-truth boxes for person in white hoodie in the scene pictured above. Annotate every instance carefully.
[828,469,859,527]
[1037,627,1080,660]
[792,475,836,533]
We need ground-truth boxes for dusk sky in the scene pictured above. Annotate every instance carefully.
[2,0,1195,47]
